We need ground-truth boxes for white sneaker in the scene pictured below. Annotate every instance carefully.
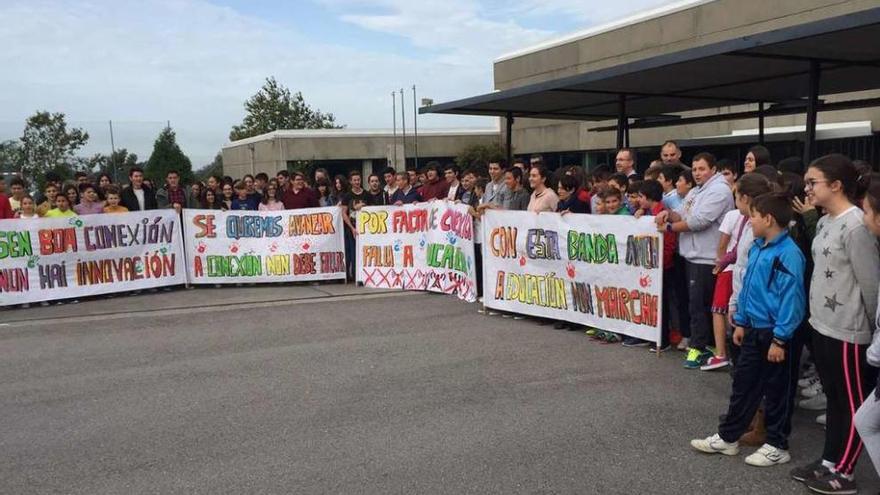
[816,413,826,425]
[744,444,791,467]
[799,393,827,410]
[801,381,823,398]
[798,374,821,389]
[690,433,739,456]
[677,338,690,351]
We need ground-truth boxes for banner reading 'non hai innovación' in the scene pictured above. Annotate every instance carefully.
[356,201,477,302]
[0,211,186,306]
[481,210,663,343]
[182,207,346,284]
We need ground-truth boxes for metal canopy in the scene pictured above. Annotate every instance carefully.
[419,9,880,122]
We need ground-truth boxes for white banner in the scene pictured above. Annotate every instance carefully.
[182,207,346,284]
[356,201,477,302]
[0,211,186,305]
[481,210,663,343]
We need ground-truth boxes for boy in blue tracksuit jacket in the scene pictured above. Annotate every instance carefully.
[690,193,806,467]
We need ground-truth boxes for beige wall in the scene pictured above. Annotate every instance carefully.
[493,0,880,154]
[222,132,500,178]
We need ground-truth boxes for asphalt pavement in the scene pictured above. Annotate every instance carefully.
[1,287,878,494]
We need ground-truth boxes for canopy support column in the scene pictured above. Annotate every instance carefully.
[616,95,627,150]
[505,112,514,165]
[758,102,765,145]
[804,61,821,164]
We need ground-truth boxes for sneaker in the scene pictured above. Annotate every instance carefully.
[648,343,671,353]
[676,337,690,351]
[553,321,568,330]
[804,471,857,494]
[690,433,739,456]
[622,337,650,348]
[744,444,791,467]
[585,328,599,337]
[512,315,526,321]
[700,355,731,371]
[799,393,828,411]
[816,413,826,426]
[602,332,622,344]
[791,459,831,483]
[684,348,712,369]
[801,381,823,398]
[799,374,821,388]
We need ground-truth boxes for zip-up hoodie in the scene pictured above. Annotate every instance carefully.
[809,206,880,345]
[676,172,735,265]
[733,231,806,341]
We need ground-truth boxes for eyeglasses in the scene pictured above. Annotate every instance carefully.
[804,179,829,190]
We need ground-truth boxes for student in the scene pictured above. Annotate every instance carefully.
[458,169,478,205]
[791,154,880,494]
[418,162,450,201]
[97,173,113,196]
[485,167,529,212]
[243,174,262,204]
[275,171,290,192]
[8,177,26,214]
[854,181,880,482]
[557,175,591,214]
[659,164,684,211]
[601,188,629,215]
[382,167,398,198]
[220,183,234,210]
[744,145,772,174]
[15,195,37,219]
[0,178,10,219]
[719,159,739,187]
[201,188,222,210]
[690,192,806,468]
[258,183,284,211]
[444,164,464,201]
[656,153,735,369]
[74,171,88,185]
[231,182,259,210]
[390,172,421,205]
[189,181,203,208]
[103,186,129,213]
[254,172,269,196]
[626,181,643,214]
[483,160,508,207]
[282,172,319,210]
[63,183,80,208]
[366,174,388,206]
[636,180,677,352]
[44,194,77,218]
[120,167,157,211]
[156,170,189,211]
[469,178,488,300]
[74,183,105,215]
[316,178,335,207]
[526,165,558,213]
[36,183,58,217]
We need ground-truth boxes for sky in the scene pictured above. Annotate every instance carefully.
[0,0,676,168]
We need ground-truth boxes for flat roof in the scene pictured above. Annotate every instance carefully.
[223,128,499,149]
[495,0,714,63]
[422,9,880,122]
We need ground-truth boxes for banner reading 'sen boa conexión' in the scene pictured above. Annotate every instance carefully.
[182,208,346,284]
[0,211,186,306]
[356,201,477,302]
[481,210,663,343]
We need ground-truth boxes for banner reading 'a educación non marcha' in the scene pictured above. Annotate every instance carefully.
[481,210,663,343]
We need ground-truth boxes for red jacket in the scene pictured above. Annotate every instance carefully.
[0,194,12,219]
[418,179,449,201]
[651,202,677,270]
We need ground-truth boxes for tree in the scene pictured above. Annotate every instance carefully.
[455,142,507,169]
[145,126,193,185]
[229,77,342,141]
[100,148,139,182]
[19,111,89,180]
[195,153,223,182]
[0,140,23,176]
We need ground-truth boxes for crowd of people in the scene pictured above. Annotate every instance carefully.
[4,140,880,493]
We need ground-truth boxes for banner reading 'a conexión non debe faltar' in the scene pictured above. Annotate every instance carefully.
[182,207,346,284]
[0,211,186,305]
[481,210,663,343]
[356,201,477,302]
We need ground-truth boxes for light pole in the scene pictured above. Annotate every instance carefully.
[412,86,419,170]
[392,92,398,169]
[400,89,406,170]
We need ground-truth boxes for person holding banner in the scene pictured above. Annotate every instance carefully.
[35,183,58,217]
[73,184,105,215]
[655,153,735,369]
[0,182,13,219]
[15,195,37,219]
[418,163,450,201]
[482,160,508,207]
[44,194,77,218]
[121,167,157,211]
[281,172,319,210]
[231,182,259,210]
[103,186,129,214]
[258,183,284,211]
[366,174,389,206]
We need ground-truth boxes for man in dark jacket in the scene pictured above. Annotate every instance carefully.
[121,167,158,211]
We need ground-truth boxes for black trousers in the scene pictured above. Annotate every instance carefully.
[660,268,673,347]
[719,328,795,449]
[344,227,355,282]
[475,243,483,298]
[685,261,716,350]
[813,330,877,475]
[672,254,691,338]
